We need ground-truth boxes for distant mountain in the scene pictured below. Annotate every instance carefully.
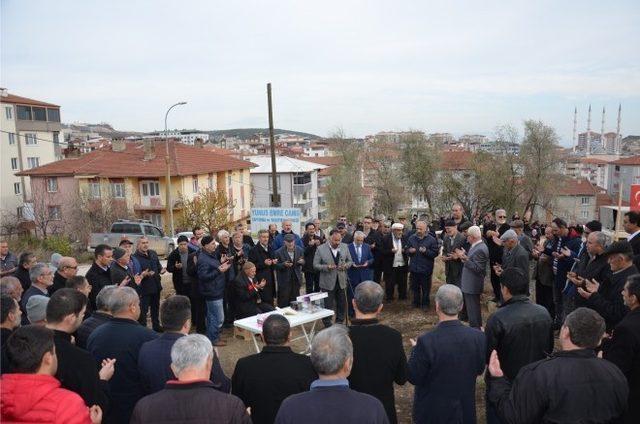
[206,128,321,139]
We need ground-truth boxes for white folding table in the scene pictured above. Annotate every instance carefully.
[233,308,334,353]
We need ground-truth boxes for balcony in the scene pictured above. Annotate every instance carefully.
[293,199,313,212]
[293,181,312,196]
[134,197,182,211]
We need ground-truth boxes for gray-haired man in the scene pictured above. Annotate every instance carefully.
[20,263,53,325]
[275,325,389,424]
[349,281,407,423]
[408,284,486,424]
[131,334,250,423]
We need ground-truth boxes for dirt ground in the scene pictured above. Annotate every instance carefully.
[158,261,497,424]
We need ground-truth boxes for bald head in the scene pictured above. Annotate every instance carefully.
[57,257,78,279]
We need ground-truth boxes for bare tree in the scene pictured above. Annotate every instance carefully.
[176,189,235,235]
[520,120,561,217]
[399,132,441,216]
[325,131,366,222]
[364,140,408,217]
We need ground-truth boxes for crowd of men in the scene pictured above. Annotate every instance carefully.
[0,207,639,423]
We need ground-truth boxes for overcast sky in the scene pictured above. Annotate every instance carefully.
[2,0,639,144]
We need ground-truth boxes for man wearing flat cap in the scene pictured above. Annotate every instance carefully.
[493,230,530,289]
[381,223,408,302]
[110,247,142,292]
[509,220,534,256]
[578,240,639,331]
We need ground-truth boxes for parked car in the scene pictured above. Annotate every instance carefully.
[89,219,175,256]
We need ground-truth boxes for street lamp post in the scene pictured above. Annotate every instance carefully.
[165,101,187,237]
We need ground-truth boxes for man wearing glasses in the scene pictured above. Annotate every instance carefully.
[48,257,79,296]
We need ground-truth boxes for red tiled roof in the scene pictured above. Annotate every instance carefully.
[441,151,474,170]
[557,178,601,196]
[580,157,608,165]
[301,156,342,166]
[1,93,59,108]
[609,155,640,166]
[17,140,255,178]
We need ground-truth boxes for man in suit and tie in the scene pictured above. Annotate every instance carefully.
[382,223,409,302]
[274,234,305,308]
[314,230,353,327]
[347,231,374,317]
[249,229,277,305]
[624,211,640,269]
[459,225,490,329]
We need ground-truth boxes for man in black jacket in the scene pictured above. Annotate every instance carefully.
[249,229,277,304]
[45,289,114,414]
[166,235,196,296]
[484,209,510,303]
[604,273,640,424]
[232,314,316,424]
[578,240,638,332]
[349,281,407,424]
[86,244,114,311]
[363,216,384,284]
[488,307,628,423]
[13,252,35,291]
[132,334,250,424]
[133,237,165,332]
[302,222,322,293]
[484,268,553,424]
[88,286,158,424]
[623,211,640,268]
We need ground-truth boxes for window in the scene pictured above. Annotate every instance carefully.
[26,157,39,169]
[581,197,590,205]
[89,181,101,198]
[53,132,59,145]
[141,181,160,197]
[581,210,589,218]
[33,107,46,121]
[111,223,142,234]
[25,134,37,145]
[48,206,61,221]
[192,175,199,193]
[147,215,163,229]
[111,182,125,198]
[47,108,60,122]
[10,158,18,170]
[227,173,232,189]
[16,206,24,219]
[16,105,31,120]
[5,106,12,120]
[8,133,15,145]
[47,177,58,192]
[267,176,281,190]
[13,182,21,195]
[208,173,214,190]
[144,225,163,237]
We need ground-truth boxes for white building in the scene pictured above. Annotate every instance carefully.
[608,155,640,203]
[0,89,62,231]
[249,155,326,222]
[143,131,210,145]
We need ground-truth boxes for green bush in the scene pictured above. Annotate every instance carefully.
[42,236,74,256]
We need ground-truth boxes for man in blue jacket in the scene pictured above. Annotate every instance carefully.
[405,221,439,310]
[197,235,231,347]
[133,237,165,332]
[138,294,230,395]
[408,284,486,424]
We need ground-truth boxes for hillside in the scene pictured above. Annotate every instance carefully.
[207,128,321,139]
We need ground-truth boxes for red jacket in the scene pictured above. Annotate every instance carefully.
[1,374,91,424]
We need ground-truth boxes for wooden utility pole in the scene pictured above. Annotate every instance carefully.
[267,83,280,206]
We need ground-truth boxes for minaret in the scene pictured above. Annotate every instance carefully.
[615,103,622,155]
[572,107,578,153]
[586,104,592,156]
[600,106,606,150]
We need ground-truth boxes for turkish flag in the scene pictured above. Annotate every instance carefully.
[631,184,640,211]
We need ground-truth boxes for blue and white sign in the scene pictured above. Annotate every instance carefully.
[250,208,302,233]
